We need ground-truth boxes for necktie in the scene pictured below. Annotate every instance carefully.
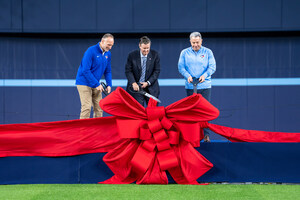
[139,57,147,82]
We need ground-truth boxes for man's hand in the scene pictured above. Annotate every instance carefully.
[140,82,149,88]
[106,86,111,94]
[199,75,205,83]
[96,84,104,92]
[188,76,193,83]
[132,82,139,91]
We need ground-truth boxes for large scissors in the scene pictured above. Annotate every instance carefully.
[129,83,161,103]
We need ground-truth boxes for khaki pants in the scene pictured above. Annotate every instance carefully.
[77,85,103,119]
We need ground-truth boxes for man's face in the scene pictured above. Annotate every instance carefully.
[190,36,202,51]
[100,37,114,52]
[139,43,151,56]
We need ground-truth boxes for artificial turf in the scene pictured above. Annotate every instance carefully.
[0,184,299,200]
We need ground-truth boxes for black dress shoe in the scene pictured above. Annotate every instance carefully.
[204,135,211,142]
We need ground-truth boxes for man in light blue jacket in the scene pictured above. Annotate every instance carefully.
[178,32,216,142]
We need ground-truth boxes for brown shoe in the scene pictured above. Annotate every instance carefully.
[204,135,211,142]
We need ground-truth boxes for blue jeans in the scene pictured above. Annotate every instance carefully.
[186,88,211,136]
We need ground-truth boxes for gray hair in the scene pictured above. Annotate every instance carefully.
[102,33,114,40]
[189,32,202,39]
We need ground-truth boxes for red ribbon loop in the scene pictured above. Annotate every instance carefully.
[100,87,220,184]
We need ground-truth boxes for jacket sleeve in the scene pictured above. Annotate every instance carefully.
[202,49,216,78]
[81,49,100,88]
[125,53,137,85]
[178,50,191,79]
[104,52,112,87]
[147,52,160,85]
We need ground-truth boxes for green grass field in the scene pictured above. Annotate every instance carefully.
[0,184,299,200]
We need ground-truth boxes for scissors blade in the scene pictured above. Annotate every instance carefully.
[144,92,161,103]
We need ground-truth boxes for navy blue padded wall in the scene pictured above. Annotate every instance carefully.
[0,0,12,29]
[97,0,133,31]
[170,0,206,31]
[245,0,281,29]
[23,0,60,31]
[283,0,300,29]
[60,0,97,31]
[133,0,169,30]
[3,87,32,124]
[207,0,243,30]
[2,0,300,32]
[31,87,80,122]
[0,0,21,31]
[1,143,300,184]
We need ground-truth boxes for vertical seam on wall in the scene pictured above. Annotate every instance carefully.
[132,0,134,31]
[205,0,208,30]
[243,0,245,29]
[280,0,283,29]
[10,0,12,29]
[21,0,23,32]
[59,0,61,30]
[169,0,171,30]
[95,0,97,31]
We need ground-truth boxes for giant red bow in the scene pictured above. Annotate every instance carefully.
[99,87,219,184]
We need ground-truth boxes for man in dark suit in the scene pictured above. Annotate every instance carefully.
[125,36,160,106]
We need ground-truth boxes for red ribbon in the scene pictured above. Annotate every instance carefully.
[99,87,219,184]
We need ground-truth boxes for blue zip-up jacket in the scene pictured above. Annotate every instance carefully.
[76,43,112,88]
[178,46,216,89]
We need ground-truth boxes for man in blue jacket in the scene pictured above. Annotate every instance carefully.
[178,32,216,142]
[76,33,114,119]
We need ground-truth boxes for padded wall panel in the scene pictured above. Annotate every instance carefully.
[133,0,169,30]
[0,156,79,184]
[282,0,300,29]
[274,86,300,132]
[245,0,281,29]
[1,143,300,184]
[31,87,80,122]
[209,38,246,78]
[170,0,206,31]
[247,86,275,131]
[4,87,32,124]
[0,0,12,29]
[207,0,243,30]
[97,0,133,31]
[11,0,22,30]
[60,0,97,31]
[23,0,60,31]
[79,154,114,183]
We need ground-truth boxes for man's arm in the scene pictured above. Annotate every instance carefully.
[81,50,100,88]
[125,53,137,85]
[102,52,112,93]
[146,52,160,85]
[202,50,216,79]
[178,50,191,80]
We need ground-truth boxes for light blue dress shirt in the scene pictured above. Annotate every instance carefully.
[178,46,216,89]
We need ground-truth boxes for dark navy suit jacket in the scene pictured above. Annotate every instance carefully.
[125,49,160,98]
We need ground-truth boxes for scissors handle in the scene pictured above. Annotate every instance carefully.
[192,77,200,94]
[100,82,109,96]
